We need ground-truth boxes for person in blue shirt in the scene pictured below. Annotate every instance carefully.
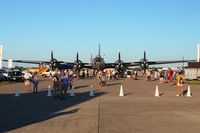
[33,72,39,93]
[60,72,69,100]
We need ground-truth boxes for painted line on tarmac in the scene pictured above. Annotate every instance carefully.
[98,96,101,133]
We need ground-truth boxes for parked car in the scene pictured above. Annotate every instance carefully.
[0,72,6,81]
[10,71,24,82]
[2,71,12,81]
[41,69,55,77]
[2,70,24,82]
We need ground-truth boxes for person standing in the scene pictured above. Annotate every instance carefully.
[60,72,69,100]
[169,69,174,85]
[68,71,73,90]
[146,70,151,81]
[24,71,32,92]
[52,71,61,98]
[159,70,165,84]
[176,71,185,96]
[154,70,159,80]
[33,72,39,93]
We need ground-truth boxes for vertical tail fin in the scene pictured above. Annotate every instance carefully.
[90,54,93,63]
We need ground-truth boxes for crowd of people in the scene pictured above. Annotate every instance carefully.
[23,69,73,100]
[22,68,123,98]
[79,69,121,86]
[24,71,40,93]
[22,67,187,98]
[145,69,186,96]
[51,70,73,100]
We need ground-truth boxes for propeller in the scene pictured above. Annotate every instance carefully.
[49,51,59,70]
[74,52,83,70]
[51,51,53,61]
[115,52,124,71]
[140,51,149,74]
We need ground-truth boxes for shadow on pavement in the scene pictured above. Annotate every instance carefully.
[74,85,91,90]
[107,82,123,86]
[124,92,134,96]
[0,88,105,132]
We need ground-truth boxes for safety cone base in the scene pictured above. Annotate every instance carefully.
[15,86,20,97]
[15,93,20,97]
[89,85,94,97]
[70,91,75,97]
[187,86,192,97]
[47,85,52,97]
[89,91,94,97]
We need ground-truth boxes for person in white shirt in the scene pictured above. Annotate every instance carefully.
[24,72,32,92]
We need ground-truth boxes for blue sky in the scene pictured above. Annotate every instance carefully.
[0,0,200,67]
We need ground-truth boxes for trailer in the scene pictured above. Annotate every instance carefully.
[185,68,200,80]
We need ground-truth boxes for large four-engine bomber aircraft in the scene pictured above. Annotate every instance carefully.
[3,44,195,73]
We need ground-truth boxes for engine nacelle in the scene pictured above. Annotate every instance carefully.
[115,60,124,70]
[92,57,105,70]
[140,59,149,69]
[74,60,83,70]
[50,58,59,68]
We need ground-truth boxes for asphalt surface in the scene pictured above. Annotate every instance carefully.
[0,78,200,133]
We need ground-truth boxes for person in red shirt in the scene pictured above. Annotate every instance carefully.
[169,70,174,85]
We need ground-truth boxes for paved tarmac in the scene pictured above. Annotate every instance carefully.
[0,78,200,133]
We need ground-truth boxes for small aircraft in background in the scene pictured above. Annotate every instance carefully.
[3,44,195,73]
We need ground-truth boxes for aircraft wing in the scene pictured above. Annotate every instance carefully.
[2,59,64,65]
[125,62,141,66]
[63,62,93,69]
[104,62,141,68]
[2,59,50,64]
[147,60,196,65]
[124,60,196,69]
[104,63,115,68]
[82,63,92,69]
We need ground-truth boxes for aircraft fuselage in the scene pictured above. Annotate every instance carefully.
[91,56,105,70]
